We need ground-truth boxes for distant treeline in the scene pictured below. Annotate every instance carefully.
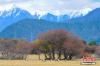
[0,30,100,60]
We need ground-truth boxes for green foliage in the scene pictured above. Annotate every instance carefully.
[33,40,44,46]
[32,39,53,51]
[88,41,97,46]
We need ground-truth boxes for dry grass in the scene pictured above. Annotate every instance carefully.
[0,55,99,66]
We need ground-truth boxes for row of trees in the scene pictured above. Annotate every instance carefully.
[32,30,87,60]
[0,29,99,60]
[0,39,33,59]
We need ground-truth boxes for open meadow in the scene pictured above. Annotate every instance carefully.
[0,60,100,66]
[0,55,99,66]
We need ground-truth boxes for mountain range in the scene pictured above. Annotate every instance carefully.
[0,7,100,43]
[0,7,92,31]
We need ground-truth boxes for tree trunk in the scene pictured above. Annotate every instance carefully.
[63,49,67,60]
[68,53,73,60]
[44,50,48,60]
[52,48,55,60]
[58,49,62,60]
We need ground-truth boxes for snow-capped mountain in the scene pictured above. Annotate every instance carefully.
[0,6,95,32]
[0,5,20,17]
[0,6,100,43]
[0,8,100,43]
[40,13,69,22]
[69,8,92,18]
[0,6,33,32]
[0,6,92,19]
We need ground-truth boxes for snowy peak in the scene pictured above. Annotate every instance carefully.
[0,6,98,24]
[0,6,33,32]
[0,5,93,19]
[69,8,92,18]
[0,6,25,17]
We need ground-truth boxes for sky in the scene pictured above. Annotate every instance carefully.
[0,0,100,15]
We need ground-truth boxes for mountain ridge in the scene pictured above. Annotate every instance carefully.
[0,7,97,32]
[0,7,100,43]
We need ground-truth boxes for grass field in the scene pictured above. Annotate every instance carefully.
[0,55,99,66]
[0,60,99,66]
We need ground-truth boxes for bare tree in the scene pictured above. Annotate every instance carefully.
[38,29,86,60]
[63,37,86,60]
[0,39,32,60]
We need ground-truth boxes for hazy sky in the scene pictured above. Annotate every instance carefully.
[0,0,100,15]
